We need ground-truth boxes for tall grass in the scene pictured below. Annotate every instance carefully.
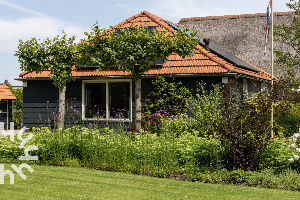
[0,126,222,178]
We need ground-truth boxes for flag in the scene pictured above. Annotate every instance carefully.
[264,0,272,55]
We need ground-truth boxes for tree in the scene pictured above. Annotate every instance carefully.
[78,24,199,132]
[8,85,23,129]
[274,0,300,85]
[15,32,78,130]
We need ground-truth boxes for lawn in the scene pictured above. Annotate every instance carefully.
[0,164,299,200]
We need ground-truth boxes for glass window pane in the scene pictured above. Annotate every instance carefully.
[0,101,7,113]
[109,82,130,119]
[85,83,106,119]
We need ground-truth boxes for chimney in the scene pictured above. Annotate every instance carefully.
[203,38,210,51]
[4,80,9,86]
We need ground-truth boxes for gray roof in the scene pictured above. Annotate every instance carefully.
[179,12,297,78]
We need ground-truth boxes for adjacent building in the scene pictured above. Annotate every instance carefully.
[0,82,16,130]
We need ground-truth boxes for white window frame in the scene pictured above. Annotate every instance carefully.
[82,79,132,122]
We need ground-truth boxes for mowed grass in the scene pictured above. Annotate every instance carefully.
[0,164,299,200]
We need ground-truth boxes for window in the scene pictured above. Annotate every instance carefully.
[82,80,132,121]
[243,79,248,96]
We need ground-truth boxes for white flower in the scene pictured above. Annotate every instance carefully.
[288,158,295,163]
[289,143,297,150]
[291,137,298,143]
[294,155,300,160]
[296,148,300,153]
[291,134,298,142]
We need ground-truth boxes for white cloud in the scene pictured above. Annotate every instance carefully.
[0,17,87,54]
[0,0,87,54]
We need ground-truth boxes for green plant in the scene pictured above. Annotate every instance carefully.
[141,112,165,134]
[186,82,222,137]
[218,80,290,171]
[261,137,295,173]
[275,102,300,137]
[162,114,200,137]
[9,86,23,129]
[144,76,190,116]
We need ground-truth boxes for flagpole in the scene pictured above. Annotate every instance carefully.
[271,0,274,139]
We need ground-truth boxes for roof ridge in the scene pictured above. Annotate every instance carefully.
[180,11,296,22]
[142,11,175,32]
[106,12,144,32]
[143,11,185,28]
[106,10,182,33]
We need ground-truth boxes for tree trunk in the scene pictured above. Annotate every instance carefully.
[58,82,66,130]
[135,77,142,132]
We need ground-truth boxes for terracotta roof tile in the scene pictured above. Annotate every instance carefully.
[19,10,272,81]
[0,83,16,100]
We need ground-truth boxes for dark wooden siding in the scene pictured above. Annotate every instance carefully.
[23,80,82,128]
[23,76,224,128]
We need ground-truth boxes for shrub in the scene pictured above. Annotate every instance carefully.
[275,102,300,137]
[162,114,200,137]
[144,76,190,116]
[261,137,295,173]
[192,137,224,168]
[186,82,222,137]
[218,80,290,171]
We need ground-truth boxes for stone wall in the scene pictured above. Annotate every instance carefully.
[179,12,296,78]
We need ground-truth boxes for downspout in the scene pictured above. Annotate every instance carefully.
[6,100,8,130]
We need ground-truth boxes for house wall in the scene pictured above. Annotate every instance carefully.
[179,13,296,78]
[23,76,256,128]
[23,80,82,128]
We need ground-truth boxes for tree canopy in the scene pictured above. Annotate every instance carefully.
[78,24,200,131]
[274,0,300,85]
[15,32,78,88]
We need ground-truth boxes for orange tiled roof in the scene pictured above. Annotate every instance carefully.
[180,11,295,22]
[19,10,272,81]
[0,83,16,100]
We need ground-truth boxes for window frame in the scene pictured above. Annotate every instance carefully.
[82,79,132,122]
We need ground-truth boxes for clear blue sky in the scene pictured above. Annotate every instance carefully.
[0,0,292,86]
